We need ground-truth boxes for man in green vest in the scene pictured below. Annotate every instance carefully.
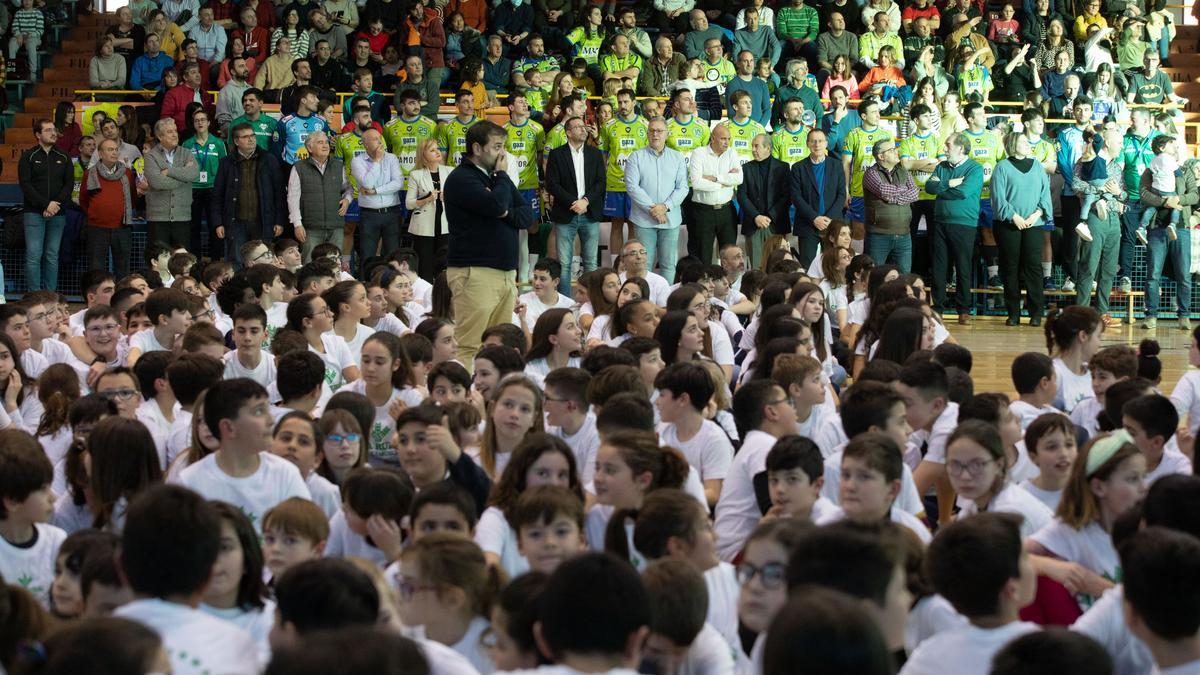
[286,129,352,261]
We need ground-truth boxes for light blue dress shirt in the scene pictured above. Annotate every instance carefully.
[624,145,689,231]
[351,152,404,209]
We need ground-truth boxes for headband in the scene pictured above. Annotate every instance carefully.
[1085,429,1132,475]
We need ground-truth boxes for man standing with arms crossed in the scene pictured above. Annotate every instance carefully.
[445,122,534,367]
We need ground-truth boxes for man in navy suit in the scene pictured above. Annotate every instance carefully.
[790,128,846,264]
[738,134,791,269]
[545,115,607,295]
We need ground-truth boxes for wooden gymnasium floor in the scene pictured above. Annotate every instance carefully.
[952,317,1192,397]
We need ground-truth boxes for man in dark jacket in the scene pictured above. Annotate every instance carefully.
[445,121,534,366]
[212,122,287,267]
[790,128,846,264]
[546,114,606,295]
[738,134,791,269]
[18,118,73,291]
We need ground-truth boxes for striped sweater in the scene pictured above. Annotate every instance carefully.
[12,8,44,38]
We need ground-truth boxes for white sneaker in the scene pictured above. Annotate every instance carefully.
[1061,277,1076,293]
[1168,225,1179,241]
[1136,228,1149,245]
[1075,221,1093,243]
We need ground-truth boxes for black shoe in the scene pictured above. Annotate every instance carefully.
[1030,316,1042,327]
[1006,317,1020,326]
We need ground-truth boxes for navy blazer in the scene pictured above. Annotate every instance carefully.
[545,142,606,224]
[737,157,791,236]
[211,149,286,236]
[790,156,846,236]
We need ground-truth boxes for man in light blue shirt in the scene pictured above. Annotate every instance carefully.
[351,128,404,265]
[188,6,227,63]
[625,117,689,285]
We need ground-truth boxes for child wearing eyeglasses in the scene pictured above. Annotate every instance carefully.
[945,420,1053,539]
[734,520,810,669]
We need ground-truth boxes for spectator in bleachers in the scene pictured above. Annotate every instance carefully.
[53,102,82,159]
[396,55,442,120]
[325,0,361,31]
[208,0,239,29]
[308,8,349,60]
[816,11,858,85]
[147,9,187,61]
[652,0,693,35]
[493,0,534,56]
[254,36,298,96]
[310,39,350,92]
[8,0,43,76]
[162,62,215,132]
[272,8,312,60]
[18,119,72,292]
[144,118,200,249]
[218,35,259,87]
[734,7,782,68]
[280,58,320,117]
[447,0,488,33]
[129,33,175,90]
[90,35,128,94]
[216,57,252,131]
[777,0,820,71]
[162,0,200,34]
[91,118,142,170]
[1033,17,1071,70]
[233,6,270,61]
[639,36,685,98]
[725,50,770,126]
[615,8,652,59]
[861,0,901,38]
[128,0,156,26]
[483,35,514,94]
[684,9,724,60]
[945,14,995,70]
[189,6,227,64]
[347,37,383,82]
[362,0,403,35]
[80,138,137,280]
[600,34,642,84]
[859,12,902,71]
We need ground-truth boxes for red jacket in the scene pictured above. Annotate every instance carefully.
[402,11,446,68]
[161,83,215,131]
[78,166,136,229]
[232,26,271,59]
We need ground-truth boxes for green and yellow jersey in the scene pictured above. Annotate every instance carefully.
[666,115,710,178]
[964,128,1005,199]
[842,125,893,197]
[600,115,648,192]
[721,118,767,165]
[436,116,480,168]
[333,129,368,196]
[384,115,438,187]
[898,132,944,200]
[771,125,810,166]
[505,118,546,190]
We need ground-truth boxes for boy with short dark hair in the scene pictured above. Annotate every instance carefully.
[535,553,652,672]
[714,380,799,562]
[180,323,228,362]
[408,482,478,541]
[178,378,311,532]
[325,467,413,566]
[1071,345,1137,438]
[244,263,289,344]
[393,404,492,517]
[512,485,586,575]
[621,336,663,397]
[821,433,932,543]
[272,351,326,418]
[1123,394,1191,485]
[224,304,276,387]
[127,287,193,366]
[114,485,260,673]
[165,353,225,466]
[1009,352,1061,431]
[269,558,379,649]
[296,261,337,296]
[772,353,828,439]
[820,382,923,517]
[482,322,529,357]
[641,558,735,675]
[262,497,330,581]
[144,242,174,288]
[123,302,153,338]
[18,292,74,368]
[764,435,835,522]
[544,367,600,488]
[655,361,733,508]
[67,270,117,335]
[517,258,575,331]
[95,367,143,419]
[133,350,179,468]
[902,512,1039,675]
[898,360,959,522]
[0,429,65,608]
[428,361,471,405]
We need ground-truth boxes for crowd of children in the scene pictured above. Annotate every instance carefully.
[0,239,1198,675]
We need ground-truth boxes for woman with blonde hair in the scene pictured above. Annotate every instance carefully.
[406,138,453,283]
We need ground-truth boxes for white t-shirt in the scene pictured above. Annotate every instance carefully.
[587,314,613,343]
[199,600,276,667]
[21,348,48,380]
[135,398,181,470]
[166,408,193,468]
[812,412,848,458]
[449,615,494,675]
[412,275,433,309]
[1145,448,1193,486]
[900,621,1040,675]
[547,412,600,488]
[1054,357,1093,414]
[306,471,342,519]
[67,343,130,393]
[518,290,575,329]
[475,506,529,579]
[619,270,671,307]
[371,312,410,337]
[130,328,170,355]
[176,452,312,533]
[115,598,260,675]
[704,561,740,653]
[1010,400,1065,433]
[311,333,357,397]
[323,509,389,567]
[1070,395,1103,439]
[821,444,925,515]
[1031,518,1121,585]
[0,522,66,607]
[1009,441,1040,485]
[713,430,777,562]
[847,296,870,326]
[333,324,376,368]
[524,356,582,384]
[816,504,933,543]
[956,482,1054,539]
[335,379,424,467]
[819,280,849,326]
[795,403,829,441]
[905,594,967,655]
[707,320,734,366]
[1019,479,1062,512]
[680,622,736,675]
[909,401,959,465]
[1071,585,1154,675]
[223,349,277,388]
[1171,371,1200,436]
[38,427,73,468]
[35,337,74,367]
[658,419,735,482]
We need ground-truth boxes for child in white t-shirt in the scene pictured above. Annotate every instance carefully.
[335,333,424,466]
[544,368,602,489]
[127,287,193,367]
[516,259,577,332]
[944,420,1054,539]
[1135,134,1181,243]
[818,434,932,544]
[641,559,736,675]
[270,412,342,518]
[261,497,329,584]
[0,431,65,608]
[199,502,275,665]
[1046,306,1102,414]
[655,361,735,509]
[1020,413,1078,512]
[1119,527,1200,675]
[1009,352,1062,431]
[1122,393,1193,486]
[223,305,276,388]
[512,485,587,576]
[901,513,1040,675]
[176,379,311,533]
[132,351,180,469]
[1072,344,1136,439]
[325,468,412,567]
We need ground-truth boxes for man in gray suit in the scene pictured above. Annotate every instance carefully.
[143,118,199,248]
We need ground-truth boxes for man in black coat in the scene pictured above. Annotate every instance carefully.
[212,121,287,267]
[545,114,607,295]
[790,128,846,264]
[738,133,791,269]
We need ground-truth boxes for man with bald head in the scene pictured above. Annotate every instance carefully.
[351,126,404,270]
[641,36,687,97]
[684,9,725,59]
[688,124,743,263]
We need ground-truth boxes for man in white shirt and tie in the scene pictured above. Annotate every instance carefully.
[688,124,743,264]
[351,128,404,268]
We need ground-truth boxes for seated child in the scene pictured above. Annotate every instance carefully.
[488,572,548,672]
[1009,352,1061,431]
[512,485,586,575]
[0,429,66,608]
[408,482,478,542]
[1122,393,1191,485]
[818,433,932,543]
[262,497,329,583]
[1071,345,1136,439]
[764,435,838,523]
[642,559,736,675]
[324,467,413,567]
[1020,413,1078,511]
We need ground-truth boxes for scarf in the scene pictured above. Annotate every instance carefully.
[86,161,133,225]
